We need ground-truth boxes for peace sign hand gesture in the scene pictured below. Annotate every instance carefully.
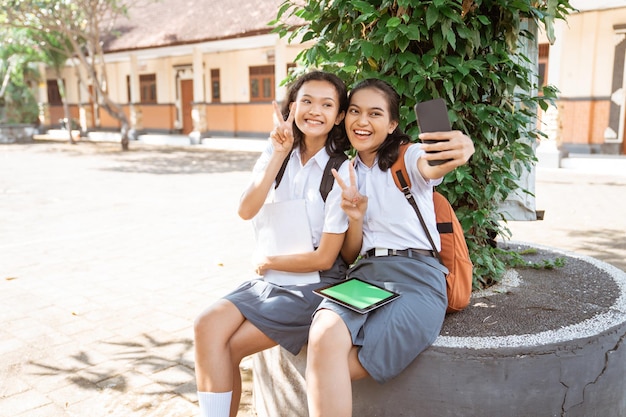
[269,100,295,155]
[332,161,367,223]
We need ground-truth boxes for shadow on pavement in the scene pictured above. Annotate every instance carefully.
[28,333,194,394]
[26,332,255,415]
[30,141,260,175]
[102,151,259,175]
[566,228,626,272]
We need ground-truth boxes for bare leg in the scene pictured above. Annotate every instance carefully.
[227,320,276,416]
[194,299,276,417]
[306,310,368,417]
[194,299,244,393]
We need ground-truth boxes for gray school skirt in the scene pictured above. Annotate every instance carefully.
[224,256,347,355]
[316,254,447,384]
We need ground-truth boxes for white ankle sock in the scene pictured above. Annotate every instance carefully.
[198,391,232,417]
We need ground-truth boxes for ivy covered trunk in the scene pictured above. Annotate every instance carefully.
[272,0,574,287]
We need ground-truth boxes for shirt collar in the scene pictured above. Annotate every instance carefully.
[354,153,378,171]
[292,146,329,168]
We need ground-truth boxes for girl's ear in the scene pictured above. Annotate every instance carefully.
[335,111,346,125]
[388,120,398,134]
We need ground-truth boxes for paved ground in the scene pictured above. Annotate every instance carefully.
[0,140,263,417]
[505,155,626,272]
[0,139,625,417]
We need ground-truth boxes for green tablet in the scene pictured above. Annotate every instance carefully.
[314,278,400,314]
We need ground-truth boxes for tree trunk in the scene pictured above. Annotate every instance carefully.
[57,78,75,145]
[100,99,130,151]
[120,119,129,151]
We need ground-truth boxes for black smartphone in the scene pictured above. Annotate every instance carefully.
[414,98,452,166]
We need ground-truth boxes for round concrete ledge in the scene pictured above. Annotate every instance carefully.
[253,244,626,417]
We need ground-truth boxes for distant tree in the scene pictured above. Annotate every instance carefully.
[1,0,138,150]
[0,27,40,124]
[37,31,77,144]
[272,0,575,287]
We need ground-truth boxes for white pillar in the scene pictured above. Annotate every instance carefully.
[193,47,205,102]
[499,19,538,221]
[37,63,48,104]
[190,47,207,143]
[37,63,50,127]
[129,54,140,103]
[274,37,287,103]
[128,54,142,134]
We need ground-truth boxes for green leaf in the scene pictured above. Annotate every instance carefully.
[397,35,410,52]
[276,1,293,19]
[383,31,396,45]
[426,6,439,29]
[361,41,374,57]
[387,16,401,28]
[446,28,456,50]
[302,31,316,42]
[352,0,376,14]
[432,31,443,53]
[477,15,490,25]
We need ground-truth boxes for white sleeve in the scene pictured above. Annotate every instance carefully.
[250,140,274,179]
[405,144,443,189]
[322,159,350,234]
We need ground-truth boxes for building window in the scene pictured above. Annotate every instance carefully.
[140,74,157,103]
[249,65,275,102]
[126,75,131,103]
[538,43,550,93]
[126,74,157,103]
[47,80,62,105]
[211,69,220,103]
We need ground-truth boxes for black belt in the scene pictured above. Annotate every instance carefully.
[363,248,435,259]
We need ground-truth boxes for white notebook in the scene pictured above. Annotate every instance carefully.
[253,199,320,285]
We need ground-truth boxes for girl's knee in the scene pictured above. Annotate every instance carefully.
[193,306,218,337]
[194,300,238,340]
[308,310,350,355]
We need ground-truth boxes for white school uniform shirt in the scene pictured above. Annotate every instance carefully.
[354,143,443,254]
[252,142,349,248]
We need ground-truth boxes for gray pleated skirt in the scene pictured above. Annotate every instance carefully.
[316,254,448,384]
[224,256,347,355]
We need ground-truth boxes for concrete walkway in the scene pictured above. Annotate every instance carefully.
[0,140,262,417]
[0,138,625,417]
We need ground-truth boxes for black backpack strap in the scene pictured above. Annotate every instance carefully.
[276,151,347,202]
[319,153,348,202]
[274,151,292,190]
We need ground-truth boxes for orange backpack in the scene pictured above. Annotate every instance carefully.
[391,143,473,313]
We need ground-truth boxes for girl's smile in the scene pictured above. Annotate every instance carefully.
[345,88,398,166]
[292,80,344,142]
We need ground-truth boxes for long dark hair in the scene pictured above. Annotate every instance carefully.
[348,78,411,171]
[281,71,350,156]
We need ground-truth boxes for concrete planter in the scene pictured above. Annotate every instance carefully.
[0,124,36,144]
[253,244,626,417]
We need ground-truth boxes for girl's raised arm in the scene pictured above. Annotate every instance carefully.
[238,101,295,220]
[333,162,367,264]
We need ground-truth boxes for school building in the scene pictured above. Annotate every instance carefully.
[546,0,626,155]
[38,0,626,155]
[39,0,304,140]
